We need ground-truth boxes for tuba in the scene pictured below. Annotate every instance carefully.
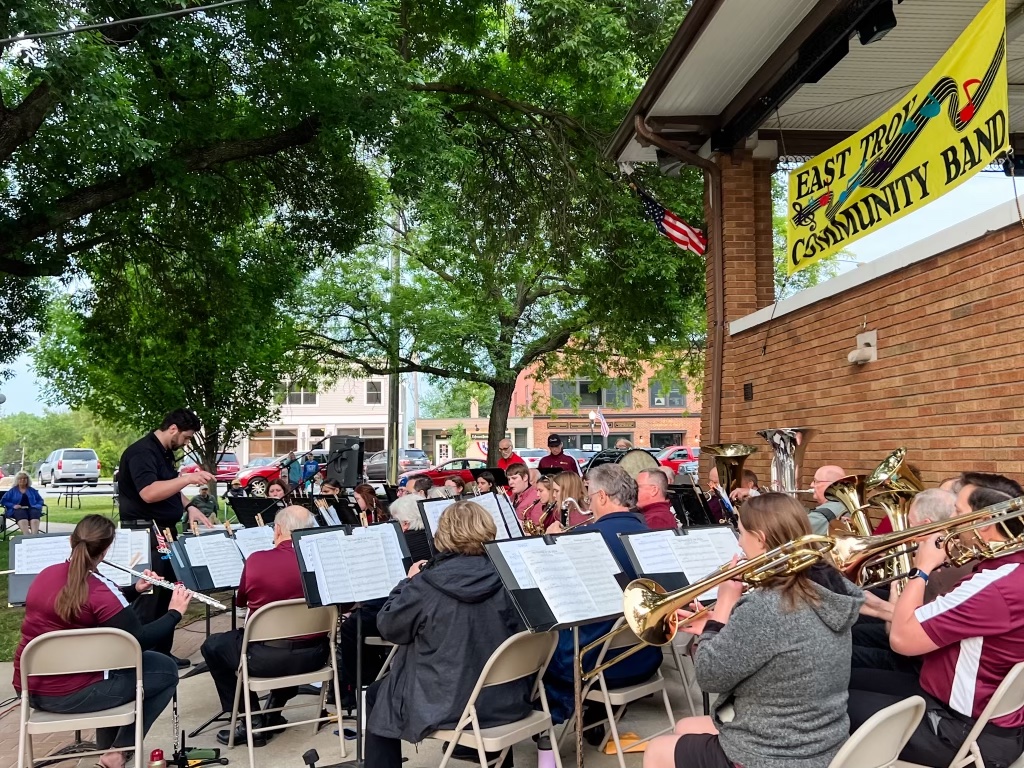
[756,428,815,493]
[702,444,758,503]
[864,448,924,593]
[824,474,873,537]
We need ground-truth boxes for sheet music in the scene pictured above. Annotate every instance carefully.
[670,532,731,601]
[493,537,549,589]
[233,527,275,560]
[183,536,208,567]
[421,498,457,534]
[310,532,354,604]
[14,537,71,574]
[703,528,743,563]
[468,493,512,539]
[97,530,151,586]
[520,547,598,624]
[339,533,391,601]
[200,536,246,587]
[626,530,683,574]
[555,532,622,575]
[495,493,523,537]
[356,524,406,588]
[299,536,331,605]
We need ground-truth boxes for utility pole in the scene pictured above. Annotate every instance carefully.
[386,212,402,485]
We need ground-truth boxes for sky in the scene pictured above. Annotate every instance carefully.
[5,171,1019,417]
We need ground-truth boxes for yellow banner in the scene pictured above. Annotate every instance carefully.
[786,0,1008,275]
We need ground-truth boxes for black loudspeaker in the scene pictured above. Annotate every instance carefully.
[326,435,364,489]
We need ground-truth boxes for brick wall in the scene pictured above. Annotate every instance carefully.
[718,219,1024,488]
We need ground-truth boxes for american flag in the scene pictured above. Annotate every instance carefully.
[638,188,707,255]
[597,409,610,439]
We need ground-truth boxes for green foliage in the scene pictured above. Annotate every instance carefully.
[449,423,469,458]
[421,380,495,419]
[306,0,706,460]
[31,222,317,470]
[0,410,138,474]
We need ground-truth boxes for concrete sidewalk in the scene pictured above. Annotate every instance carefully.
[0,614,700,767]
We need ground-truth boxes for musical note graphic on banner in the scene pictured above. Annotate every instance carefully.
[959,78,981,122]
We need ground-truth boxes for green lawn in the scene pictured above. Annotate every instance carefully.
[44,494,118,524]
[0,545,22,662]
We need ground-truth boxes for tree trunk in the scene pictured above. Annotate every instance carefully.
[487,381,515,465]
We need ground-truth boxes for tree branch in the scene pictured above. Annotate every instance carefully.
[0,116,322,276]
[0,83,60,165]
[410,82,587,133]
[302,338,493,384]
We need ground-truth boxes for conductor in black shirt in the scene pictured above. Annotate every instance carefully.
[118,409,215,666]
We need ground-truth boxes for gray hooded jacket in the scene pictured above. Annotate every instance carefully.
[695,566,864,768]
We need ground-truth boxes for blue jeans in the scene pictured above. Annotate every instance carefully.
[31,651,179,748]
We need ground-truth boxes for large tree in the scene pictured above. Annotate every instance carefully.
[32,222,317,476]
[305,0,707,460]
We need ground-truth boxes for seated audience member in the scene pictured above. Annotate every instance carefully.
[637,468,678,530]
[644,494,864,768]
[544,465,663,728]
[475,471,497,495]
[354,483,389,523]
[552,471,590,527]
[852,488,959,676]
[188,484,219,524]
[227,480,247,497]
[201,506,326,747]
[267,479,289,500]
[848,473,1024,768]
[507,462,541,522]
[444,475,466,496]
[2,471,45,534]
[806,465,848,535]
[365,501,530,768]
[728,470,761,503]
[14,515,191,768]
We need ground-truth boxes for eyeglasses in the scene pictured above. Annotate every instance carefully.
[499,446,512,453]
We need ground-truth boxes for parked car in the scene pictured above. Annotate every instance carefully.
[37,448,101,486]
[364,449,431,482]
[233,448,330,496]
[515,449,549,469]
[657,445,701,475]
[565,449,596,468]
[245,457,276,469]
[397,458,487,488]
[179,452,241,482]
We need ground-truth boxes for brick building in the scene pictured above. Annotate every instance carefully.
[610,0,1024,488]
[513,364,702,451]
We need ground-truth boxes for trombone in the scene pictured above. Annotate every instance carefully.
[578,534,835,680]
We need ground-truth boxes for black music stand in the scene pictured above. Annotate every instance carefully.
[293,522,412,768]
[668,482,714,527]
[469,466,509,487]
[226,497,284,528]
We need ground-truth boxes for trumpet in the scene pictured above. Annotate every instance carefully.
[831,494,1024,586]
[101,560,228,610]
[580,534,835,679]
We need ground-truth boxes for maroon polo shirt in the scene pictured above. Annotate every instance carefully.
[640,500,678,530]
[14,563,129,697]
[538,452,580,476]
[237,539,305,613]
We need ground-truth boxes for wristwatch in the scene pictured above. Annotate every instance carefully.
[907,567,930,583]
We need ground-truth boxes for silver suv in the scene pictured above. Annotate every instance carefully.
[38,448,101,486]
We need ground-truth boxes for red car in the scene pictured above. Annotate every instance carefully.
[233,448,329,496]
[656,445,701,474]
[397,458,486,488]
[179,452,241,483]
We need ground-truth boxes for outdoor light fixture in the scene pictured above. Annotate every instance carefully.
[858,0,898,46]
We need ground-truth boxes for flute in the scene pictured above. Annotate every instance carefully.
[100,560,227,610]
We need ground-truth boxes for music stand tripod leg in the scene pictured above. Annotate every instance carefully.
[168,691,230,767]
[338,607,364,767]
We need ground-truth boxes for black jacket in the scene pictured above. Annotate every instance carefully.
[368,553,530,742]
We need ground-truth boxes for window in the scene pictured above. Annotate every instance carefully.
[578,380,601,407]
[551,380,575,409]
[248,428,298,458]
[650,432,684,449]
[649,380,686,408]
[606,379,633,408]
[550,379,634,410]
[366,380,383,405]
[514,428,528,449]
[285,383,316,405]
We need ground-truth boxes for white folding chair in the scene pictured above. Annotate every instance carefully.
[897,661,1024,768]
[424,630,561,768]
[559,618,675,768]
[664,634,698,716]
[17,628,143,768]
[830,696,925,768]
[227,599,344,768]
[365,636,398,683]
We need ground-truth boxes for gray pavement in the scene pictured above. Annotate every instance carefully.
[0,622,702,768]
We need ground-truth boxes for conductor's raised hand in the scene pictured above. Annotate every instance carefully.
[186,470,216,486]
[169,584,193,614]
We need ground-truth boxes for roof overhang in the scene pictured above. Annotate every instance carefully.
[612,0,1024,164]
